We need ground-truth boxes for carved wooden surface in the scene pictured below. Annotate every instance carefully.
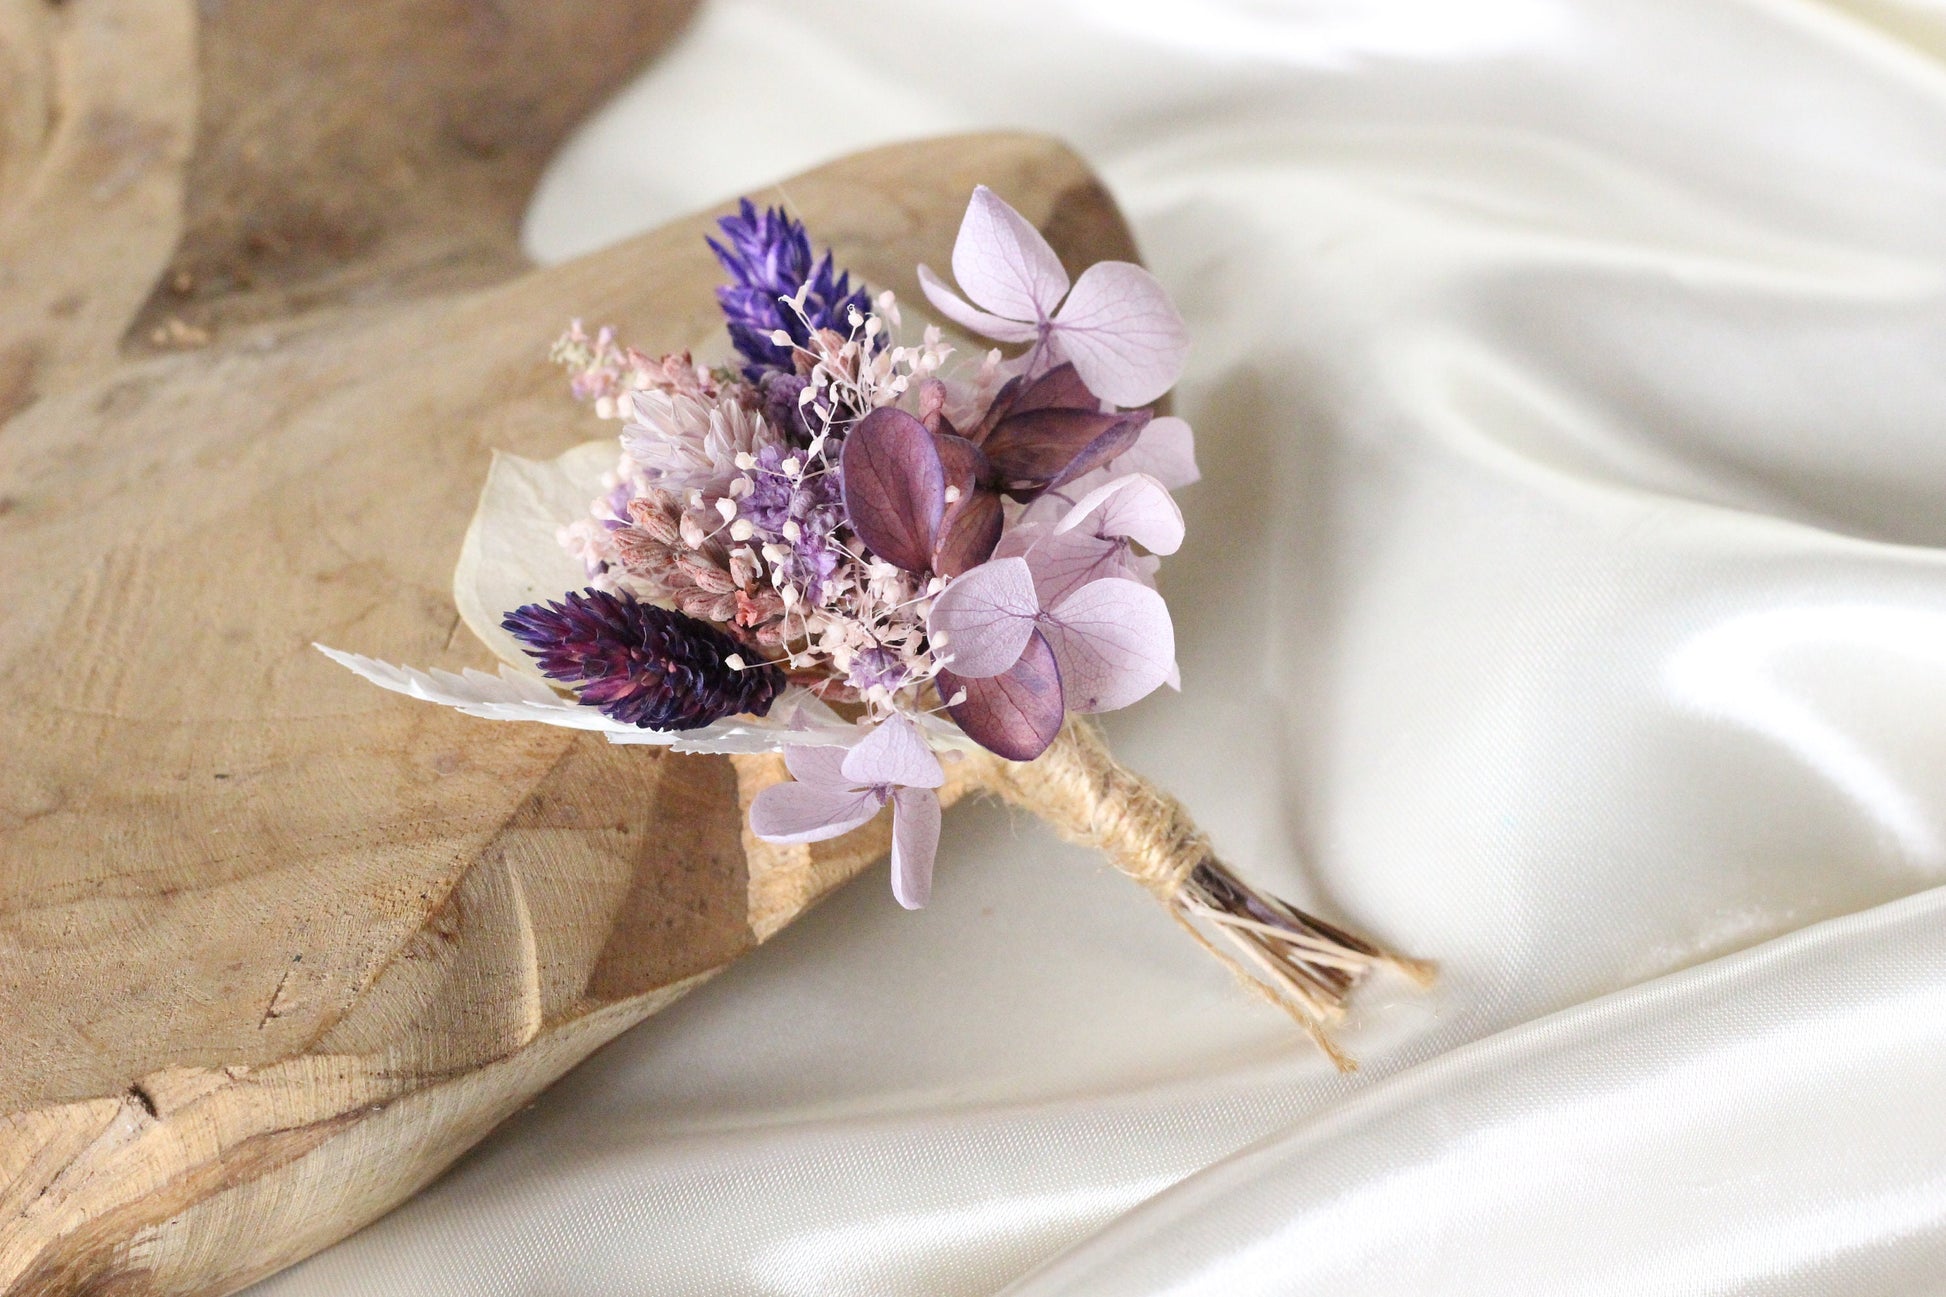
[0,3,1145,1293]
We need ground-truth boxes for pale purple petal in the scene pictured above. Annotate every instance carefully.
[889,786,942,909]
[927,555,1039,678]
[749,780,885,844]
[917,265,1040,343]
[843,714,945,790]
[1022,526,1141,607]
[841,407,945,574]
[1048,261,1190,407]
[1055,472,1184,555]
[783,743,856,788]
[1113,415,1199,490]
[950,186,1071,323]
[938,630,1065,761]
[1040,576,1177,713]
[992,521,1047,560]
[1014,484,1082,529]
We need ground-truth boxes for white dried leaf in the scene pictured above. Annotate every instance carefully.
[319,644,863,755]
[314,645,628,733]
[453,440,617,677]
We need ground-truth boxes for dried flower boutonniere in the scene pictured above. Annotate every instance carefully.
[323,187,1429,1067]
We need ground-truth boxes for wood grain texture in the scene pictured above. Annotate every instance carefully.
[0,3,1146,1292]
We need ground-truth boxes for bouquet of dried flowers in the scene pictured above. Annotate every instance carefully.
[323,187,1425,1066]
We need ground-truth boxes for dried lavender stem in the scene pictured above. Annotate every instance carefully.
[964,718,1432,1071]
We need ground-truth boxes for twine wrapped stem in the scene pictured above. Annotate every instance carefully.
[964,718,1432,1071]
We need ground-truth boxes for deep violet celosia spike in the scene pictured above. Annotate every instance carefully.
[707,200,872,382]
[502,588,783,731]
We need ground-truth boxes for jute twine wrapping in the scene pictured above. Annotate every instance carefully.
[963,716,1426,1070]
[962,717,1210,902]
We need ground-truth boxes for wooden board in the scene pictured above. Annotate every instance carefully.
[0,3,1147,1292]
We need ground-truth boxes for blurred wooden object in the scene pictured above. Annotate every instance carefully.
[0,2,1146,1293]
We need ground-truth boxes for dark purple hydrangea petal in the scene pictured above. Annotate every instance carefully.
[933,493,1004,578]
[1040,407,1152,493]
[931,433,1004,577]
[967,373,1026,445]
[840,407,945,574]
[966,363,1093,445]
[982,407,1150,497]
[933,432,989,497]
[1006,362,1097,416]
[502,588,782,731]
[708,199,872,382]
[937,629,1065,761]
[963,362,1149,499]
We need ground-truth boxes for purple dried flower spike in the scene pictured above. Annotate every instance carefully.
[709,199,871,383]
[503,588,782,730]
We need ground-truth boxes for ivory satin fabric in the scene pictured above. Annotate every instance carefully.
[252,2,1946,1292]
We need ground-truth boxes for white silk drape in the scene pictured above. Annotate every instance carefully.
[253,1,1946,1291]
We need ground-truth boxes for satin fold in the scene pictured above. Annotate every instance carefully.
[1009,885,1946,1294]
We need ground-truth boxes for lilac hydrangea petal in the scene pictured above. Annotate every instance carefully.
[1055,472,1184,555]
[1016,482,1086,531]
[917,265,1040,344]
[749,780,885,844]
[991,521,1045,561]
[951,186,1071,324]
[1048,261,1190,407]
[1022,526,1141,607]
[938,629,1065,761]
[888,786,943,909]
[1114,415,1199,490]
[1040,576,1177,713]
[927,555,1040,678]
[783,743,855,788]
[843,714,946,791]
[982,408,1148,495]
[841,407,946,574]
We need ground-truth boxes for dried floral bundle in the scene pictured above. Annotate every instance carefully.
[323,188,1427,1065]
